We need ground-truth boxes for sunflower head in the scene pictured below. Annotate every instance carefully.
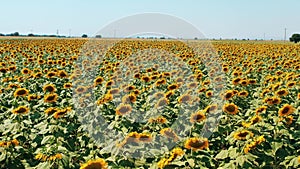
[80,158,108,169]
[233,130,253,140]
[13,88,29,97]
[116,104,132,115]
[44,93,58,103]
[12,106,29,114]
[223,103,239,115]
[184,137,209,151]
[43,84,56,93]
[190,111,206,123]
[278,104,295,116]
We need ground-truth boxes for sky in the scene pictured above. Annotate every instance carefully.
[0,0,299,40]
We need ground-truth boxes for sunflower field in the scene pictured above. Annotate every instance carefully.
[0,38,299,169]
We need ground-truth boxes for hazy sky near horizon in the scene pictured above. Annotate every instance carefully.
[0,0,299,39]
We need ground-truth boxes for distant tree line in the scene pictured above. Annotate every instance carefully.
[0,32,103,38]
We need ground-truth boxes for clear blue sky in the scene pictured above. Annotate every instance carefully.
[0,0,299,39]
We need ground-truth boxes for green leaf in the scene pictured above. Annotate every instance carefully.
[215,150,228,159]
[41,135,55,145]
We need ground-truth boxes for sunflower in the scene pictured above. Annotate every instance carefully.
[155,78,167,86]
[44,93,58,103]
[160,128,178,141]
[187,82,198,89]
[204,104,218,113]
[138,133,152,142]
[223,103,238,115]
[46,71,56,78]
[233,130,253,140]
[165,91,174,98]
[238,90,249,97]
[255,106,267,114]
[250,115,262,125]
[80,158,108,169]
[206,90,213,97]
[222,90,235,100]
[75,86,87,94]
[141,76,151,83]
[105,80,114,87]
[275,88,289,97]
[13,88,29,97]
[286,81,296,88]
[53,107,71,119]
[58,70,68,78]
[184,137,209,151]
[155,97,169,108]
[107,88,120,95]
[278,104,295,116]
[148,116,167,123]
[43,84,56,93]
[94,76,104,86]
[178,94,192,104]
[21,68,31,75]
[167,83,179,91]
[232,77,241,85]
[12,106,29,114]
[116,104,132,115]
[122,93,137,103]
[298,93,300,100]
[27,94,40,101]
[285,116,293,125]
[45,107,58,115]
[190,111,206,123]
[63,82,72,89]
[123,85,136,93]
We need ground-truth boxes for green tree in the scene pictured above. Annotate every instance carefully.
[82,34,88,38]
[289,33,300,43]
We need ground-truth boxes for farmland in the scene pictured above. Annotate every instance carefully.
[0,38,299,169]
